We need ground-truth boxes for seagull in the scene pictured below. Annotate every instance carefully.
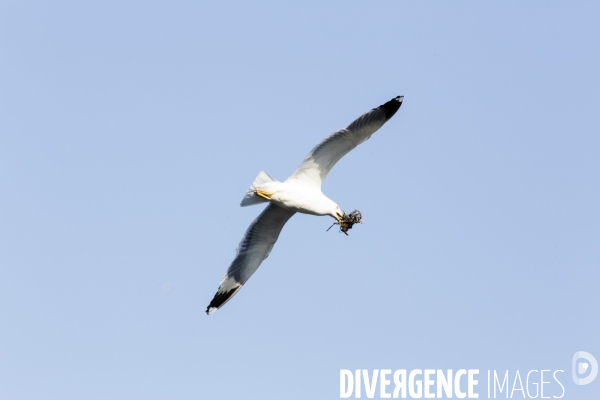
[206,96,404,314]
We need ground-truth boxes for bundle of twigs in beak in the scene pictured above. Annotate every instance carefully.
[328,210,363,236]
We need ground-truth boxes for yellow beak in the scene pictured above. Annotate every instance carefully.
[336,211,344,222]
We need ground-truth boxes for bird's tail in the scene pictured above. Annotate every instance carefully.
[240,171,278,206]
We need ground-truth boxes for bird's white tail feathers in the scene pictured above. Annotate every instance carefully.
[240,171,278,206]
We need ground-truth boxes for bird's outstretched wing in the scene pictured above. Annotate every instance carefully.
[206,204,295,314]
[287,96,403,186]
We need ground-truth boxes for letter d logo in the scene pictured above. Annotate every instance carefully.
[572,351,598,385]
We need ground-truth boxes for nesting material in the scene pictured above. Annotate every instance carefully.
[330,209,363,236]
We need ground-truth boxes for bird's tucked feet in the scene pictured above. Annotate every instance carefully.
[256,189,275,201]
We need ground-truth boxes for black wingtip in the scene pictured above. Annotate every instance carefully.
[376,95,403,120]
[206,285,242,315]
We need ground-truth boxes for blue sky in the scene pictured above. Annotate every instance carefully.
[1,2,599,399]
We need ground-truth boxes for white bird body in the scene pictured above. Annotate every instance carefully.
[206,96,404,314]
[256,180,340,218]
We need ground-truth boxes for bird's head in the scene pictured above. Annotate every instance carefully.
[330,204,344,222]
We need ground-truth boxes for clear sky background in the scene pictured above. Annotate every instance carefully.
[1,2,599,399]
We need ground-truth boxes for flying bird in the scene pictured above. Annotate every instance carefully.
[206,96,404,314]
